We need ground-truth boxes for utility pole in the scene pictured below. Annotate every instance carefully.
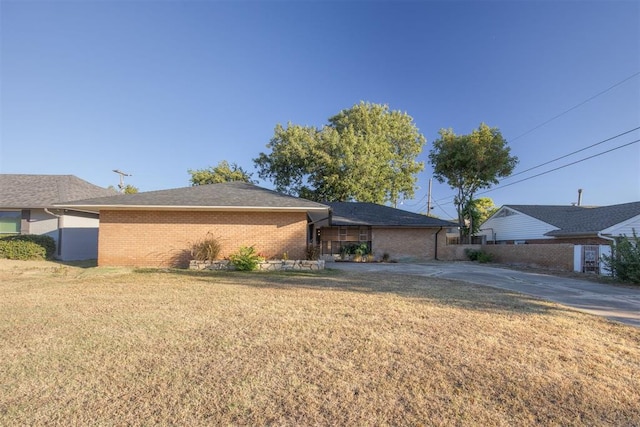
[113,169,131,193]
[426,178,432,216]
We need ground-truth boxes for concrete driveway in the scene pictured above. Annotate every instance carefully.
[329,261,640,327]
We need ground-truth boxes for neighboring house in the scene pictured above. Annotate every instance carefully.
[313,202,457,261]
[478,202,640,245]
[0,174,116,260]
[56,182,330,267]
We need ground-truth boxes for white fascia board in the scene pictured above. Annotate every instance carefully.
[53,204,329,213]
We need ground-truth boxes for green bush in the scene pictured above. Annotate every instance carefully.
[465,248,480,261]
[190,234,222,262]
[465,248,493,263]
[602,231,640,284]
[476,251,493,263]
[0,240,47,260]
[229,246,264,271]
[340,243,371,257]
[0,234,56,259]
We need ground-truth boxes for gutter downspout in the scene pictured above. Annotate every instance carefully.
[597,231,616,244]
[435,226,443,260]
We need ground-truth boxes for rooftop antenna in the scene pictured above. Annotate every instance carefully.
[113,169,131,193]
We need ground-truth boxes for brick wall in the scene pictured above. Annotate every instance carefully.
[372,228,446,261]
[98,210,309,267]
[438,243,575,271]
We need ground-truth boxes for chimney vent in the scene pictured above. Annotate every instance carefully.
[577,189,583,206]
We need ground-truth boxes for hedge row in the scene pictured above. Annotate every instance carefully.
[0,235,56,260]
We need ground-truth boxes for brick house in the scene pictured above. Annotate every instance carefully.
[0,174,116,260]
[313,202,457,261]
[57,182,329,267]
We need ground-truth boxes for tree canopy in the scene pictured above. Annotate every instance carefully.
[428,123,517,241]
[254,102,426,205]
[108,184,138,194]
[188,161,255,186]
[123,184,138,194]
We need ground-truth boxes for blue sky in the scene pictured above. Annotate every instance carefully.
[1,0,639,218]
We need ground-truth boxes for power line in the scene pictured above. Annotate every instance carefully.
[432,127,640,204]
[505,126,640,179]
[510,71,640,143]
[432,197,455,219]
[400,192,428,209]
[478,138,640,195]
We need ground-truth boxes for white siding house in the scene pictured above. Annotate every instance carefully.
[480,207,557,243]
[603,213,640,237]
[479,202,640,245]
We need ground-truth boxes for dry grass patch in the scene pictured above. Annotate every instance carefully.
[1,260,639,426]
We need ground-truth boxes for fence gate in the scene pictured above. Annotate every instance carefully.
[581,245,600,274]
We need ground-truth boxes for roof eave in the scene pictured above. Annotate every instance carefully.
[52,204,329,212]
[544,231,600,238]
[330,222,454,228]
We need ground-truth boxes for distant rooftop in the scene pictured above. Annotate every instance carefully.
[327,202,457,227]
[504,202,640,236]
[0,174,117,208]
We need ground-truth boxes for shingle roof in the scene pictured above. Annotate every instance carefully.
[56,182,329,211]
[0,174,117,208]
[506,202,640,236]
[327,202,457,227]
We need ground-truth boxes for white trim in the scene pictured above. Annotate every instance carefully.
[53,204,329,213]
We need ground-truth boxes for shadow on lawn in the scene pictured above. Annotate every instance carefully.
[137,267,565,317]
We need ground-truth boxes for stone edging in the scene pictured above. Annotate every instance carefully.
[190,259,325,271]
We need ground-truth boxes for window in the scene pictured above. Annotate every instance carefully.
[359,227,369,242]
[0,211,21,234]
[339,227,347,241]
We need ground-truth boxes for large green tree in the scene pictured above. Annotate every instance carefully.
[188,161,255,186]
[254,102,426,205]
[428,123,517,242]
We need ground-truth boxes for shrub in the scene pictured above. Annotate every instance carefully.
[476,251,493,263]
[229,246,264,271]
[340,243,371,257]
[465,248,480,261]
[0,234,56,259]
[190,234,222,262]
[465,248,493,263]
[0,240,47,260]
[306,245,320,260]
[602,231,640,284]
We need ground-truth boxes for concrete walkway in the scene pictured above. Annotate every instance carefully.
[329,261,640,327]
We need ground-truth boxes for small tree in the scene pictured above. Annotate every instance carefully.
[108,184,139,194]
[461,197,498,238]
[189,160,256,186]
[123,184,138,194]
[602,231,640,284]
[429,123,517,243]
